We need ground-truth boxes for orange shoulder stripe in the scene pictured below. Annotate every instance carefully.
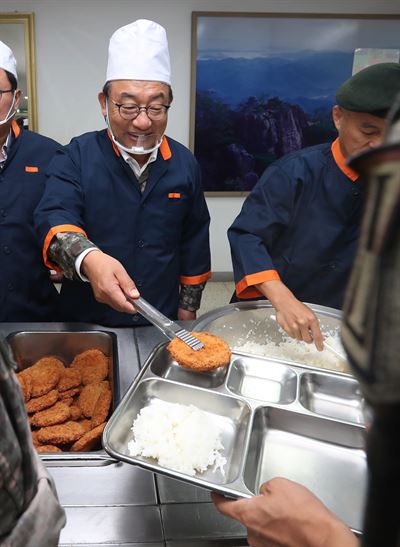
[236,270,281,299]
[43,224,87,270]
[331,138,359,182]
[160,136,172,160]
[11,119,20,138]
[180,271,212,285]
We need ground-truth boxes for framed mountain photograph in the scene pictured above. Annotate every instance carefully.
[190,12,400,195]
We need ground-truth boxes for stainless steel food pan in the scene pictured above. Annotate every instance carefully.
[103,343,368,532]
[8,330,119,465]
[192,301,350,374]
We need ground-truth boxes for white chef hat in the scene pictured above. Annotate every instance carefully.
[0,40,17,79]
[106,19,171,86]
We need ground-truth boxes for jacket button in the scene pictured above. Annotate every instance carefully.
[352,190,360,196]
[3,245,11,254]
[329,262,337,270]
[132,315,139,322]
[136,280,143,287]
[137,240,144,248]
[7,282,14,291]
[0,209,6,217]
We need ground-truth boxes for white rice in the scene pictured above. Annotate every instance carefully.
[235,332,350,373]
[128,400,226,476]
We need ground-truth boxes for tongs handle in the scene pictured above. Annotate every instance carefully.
[127,296,179,341]
[323,339,346,361]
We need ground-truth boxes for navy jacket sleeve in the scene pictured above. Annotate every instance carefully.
[34,141,87,267]
[228,163,297,298]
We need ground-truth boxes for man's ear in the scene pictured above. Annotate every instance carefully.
[332,105,343,132]
[14,89,22,110]
[98,91,107,117]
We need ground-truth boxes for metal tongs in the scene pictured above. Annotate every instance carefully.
[323,338,347,361]
[127,296,204,351]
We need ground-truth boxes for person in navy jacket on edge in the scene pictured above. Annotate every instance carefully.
[34,20,211,327]
[0,40,60,321]
[228,63,400,350]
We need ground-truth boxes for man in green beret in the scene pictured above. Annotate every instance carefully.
[228,62,400,350]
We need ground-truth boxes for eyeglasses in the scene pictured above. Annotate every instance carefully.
[110,99,170,121]
[0,89,13,100]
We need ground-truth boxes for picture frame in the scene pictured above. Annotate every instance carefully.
[0,12,37,131]
[190,12,400,196]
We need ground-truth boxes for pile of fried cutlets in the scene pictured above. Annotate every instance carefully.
[16,349,112,453]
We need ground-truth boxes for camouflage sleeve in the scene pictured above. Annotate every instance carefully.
[179,282,206,312]
[48,232,99,281]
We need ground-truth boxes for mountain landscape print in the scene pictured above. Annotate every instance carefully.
[191,14,400,193]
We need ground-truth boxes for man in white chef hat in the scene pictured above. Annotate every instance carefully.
[103,18,172,155]
[35,20,211,327]
[0,42,65,546]
[0,40,20,131]
[0,40,61,322]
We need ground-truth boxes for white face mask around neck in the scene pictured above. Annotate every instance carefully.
[0,91,17,126]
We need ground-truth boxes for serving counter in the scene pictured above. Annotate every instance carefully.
[0,322,248,547]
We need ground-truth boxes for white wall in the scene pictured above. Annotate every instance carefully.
[0,0,399,272]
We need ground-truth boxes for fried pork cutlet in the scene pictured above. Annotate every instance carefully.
[34,356,65,373]
[58,367,82,392]
[78,381,110,418]
[36,445,62,453]
[71,349,109,385]
[37,421,87,445]
[167,332,231,372]
[31,430,41,447]
[30,401,71,428]
[71,422,106,452]
[91,386,112,428]
[59,387,81,400]
[26,389,59,414]
[16,370,32,402]
[69,404,83,421]
[77,419,93,433]
[28,357,65,397]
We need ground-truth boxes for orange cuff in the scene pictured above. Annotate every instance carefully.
[180,270,212,285]
[236,269,281,299]
[43,224,87,270]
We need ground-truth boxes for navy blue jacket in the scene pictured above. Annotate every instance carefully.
[228,140,363,309]
[35,130,211,327]
[0,121,60,321]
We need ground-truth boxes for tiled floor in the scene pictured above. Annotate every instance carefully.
[197,281,235,317]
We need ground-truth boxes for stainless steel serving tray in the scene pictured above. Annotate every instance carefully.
[103,344,367,533]
[8,330,119,465]
[193,300,351,374]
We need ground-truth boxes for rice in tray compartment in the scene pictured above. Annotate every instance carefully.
[235,332,350,373]
[128,400,226,476]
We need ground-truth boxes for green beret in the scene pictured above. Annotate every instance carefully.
[336,62,400,118]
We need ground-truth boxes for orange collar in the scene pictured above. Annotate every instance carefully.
[11,119,20,138]
[331,138,359,182]
[107,132,172,161]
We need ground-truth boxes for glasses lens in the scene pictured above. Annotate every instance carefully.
[117,103,169,120]
[147,106,167,120]
[119,105,139,120]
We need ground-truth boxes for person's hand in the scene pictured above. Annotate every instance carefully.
[177,308,196,321]
[82,250,139,313]
[212,477,358,547]
[256,280,324,351]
